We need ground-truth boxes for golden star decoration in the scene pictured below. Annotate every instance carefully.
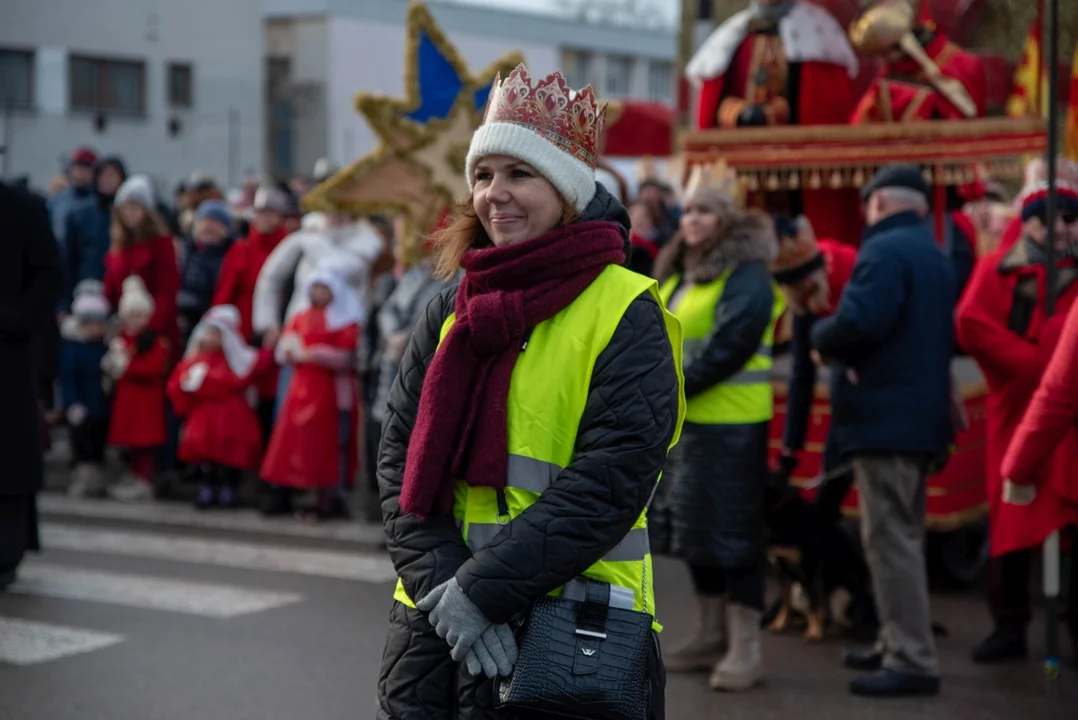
[303,1,524,259]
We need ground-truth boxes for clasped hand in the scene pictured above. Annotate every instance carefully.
[416,579,518,678]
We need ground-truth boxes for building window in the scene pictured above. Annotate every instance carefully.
[561,50,594,90]
[69,55,146,114]
[647,61,673,102]
[0,49,34,110]
[605,55,634,98]
[168,62,193,108]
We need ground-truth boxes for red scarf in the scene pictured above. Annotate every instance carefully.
[400,221,626,518]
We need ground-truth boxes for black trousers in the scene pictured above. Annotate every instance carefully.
[378,602,665,720]
[69,418,109,464]
[689,563,765,611]
[0,495,40,574]
[989,525,1078,638]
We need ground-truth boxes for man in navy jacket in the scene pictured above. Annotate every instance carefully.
[812,164,956,698]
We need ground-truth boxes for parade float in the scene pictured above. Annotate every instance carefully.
[676,0,1050,584]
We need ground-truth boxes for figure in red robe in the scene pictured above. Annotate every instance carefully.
[261,263,362,521]
[213,185,292,433]
[955,181,1078,664]
[103,276,170,503]
[1000,294,1078,656]
[168,305,272,509]
[685,0,861,246]
[850,0,988,297]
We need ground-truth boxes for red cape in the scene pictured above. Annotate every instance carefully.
[108,334,169,449]
[168,349,269,471]
[261,309,360,490]
[956,243,1078,555]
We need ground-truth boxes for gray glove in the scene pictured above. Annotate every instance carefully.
[463,623,518,678]
[416,578,491,662]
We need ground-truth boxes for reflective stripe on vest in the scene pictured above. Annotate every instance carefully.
[392,265,687,625]
[659,269,786,425]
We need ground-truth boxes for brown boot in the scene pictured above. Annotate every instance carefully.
[709,603,764,691]
[664,595,727,672]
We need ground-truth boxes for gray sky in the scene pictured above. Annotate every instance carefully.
[441,0,679,28]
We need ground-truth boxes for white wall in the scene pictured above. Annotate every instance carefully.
[323,16,557,169]
[1,0,264,193]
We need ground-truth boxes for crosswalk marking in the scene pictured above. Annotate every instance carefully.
[37,494,386,545]
[7,563,304,618]
[41,523,399,583]
[0,618,124,666]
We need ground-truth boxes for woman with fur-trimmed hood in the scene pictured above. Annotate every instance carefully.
[650,166,784,692]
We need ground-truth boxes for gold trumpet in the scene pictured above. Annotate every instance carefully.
[849,0,977,118]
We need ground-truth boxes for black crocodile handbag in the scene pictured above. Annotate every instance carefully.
[494,577,653,720]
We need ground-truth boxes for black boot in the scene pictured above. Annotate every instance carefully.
[260,484,294,516]
[971,627,1027,664]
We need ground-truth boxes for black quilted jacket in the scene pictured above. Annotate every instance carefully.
[380,284,681,615]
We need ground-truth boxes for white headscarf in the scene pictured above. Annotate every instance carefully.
[298,261,366,331]
[185,304,258,378]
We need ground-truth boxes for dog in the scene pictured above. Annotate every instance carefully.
[762,464,878,643]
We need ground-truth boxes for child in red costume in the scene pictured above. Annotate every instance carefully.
[956,180,1078,663]
[261,264,362,521]
[168,305,272,509]
[103,276,170,502]
[212,184,292,436]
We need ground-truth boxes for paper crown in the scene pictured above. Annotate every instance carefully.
[481,65,606,171]
[684,161,744,208]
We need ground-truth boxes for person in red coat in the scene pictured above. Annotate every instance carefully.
[168,305,272,509]
[686,0,860,246]
[212,184,292,442]
[103,175,180,362]
[1001,297,1078,659]
[261,264,361,521]
[103,276,170,503]
[955,180,1078,664]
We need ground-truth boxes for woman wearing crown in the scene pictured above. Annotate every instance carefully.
[648,162,785,691]
[375,64,684,718]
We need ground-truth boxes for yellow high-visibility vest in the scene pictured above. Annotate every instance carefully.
[392,265,685,628]
[659,269,784,425]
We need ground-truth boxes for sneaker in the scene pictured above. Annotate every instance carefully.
[194,484,217,510]
[68,464,107,499]
[107,475,154,503]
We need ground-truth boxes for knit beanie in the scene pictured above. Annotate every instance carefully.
[70,147,97,169]
[115,175,155,209]
[195,199,234,233]
[118,275,155,319]
[72,290,110,322]
[1018,181,1078,223]
[254,184,293,215]
[465,65,606,213]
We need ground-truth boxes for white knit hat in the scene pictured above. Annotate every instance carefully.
[117,275,154,319]
[115,175,155,210]
[465,65,606,213]
[72,293,110,322]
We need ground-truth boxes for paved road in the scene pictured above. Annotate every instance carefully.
[1,494,1075,720]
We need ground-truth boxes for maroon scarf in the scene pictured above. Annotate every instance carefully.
[400,221,626,518]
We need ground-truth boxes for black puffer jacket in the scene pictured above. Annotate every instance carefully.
[377,184,680,719]
[648,211,778,570]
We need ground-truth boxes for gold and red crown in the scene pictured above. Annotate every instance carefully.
[481,64,606,170]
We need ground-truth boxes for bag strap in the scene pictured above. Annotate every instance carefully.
[574,579,610,639]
